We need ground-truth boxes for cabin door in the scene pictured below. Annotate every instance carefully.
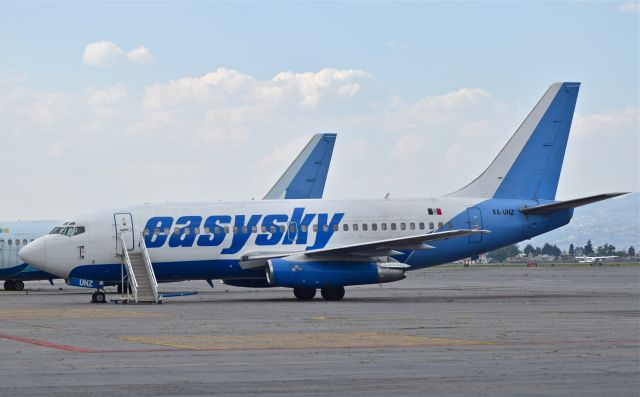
[114,213,134,253]
[466,207,483,243]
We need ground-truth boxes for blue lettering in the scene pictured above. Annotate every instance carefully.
[197,215,231,247]
[256,214,288,246]
[144,217,174,248]
[221,214,262,254]
[168,216,202,247]
[308,212,344,250]
[281,208,316,245]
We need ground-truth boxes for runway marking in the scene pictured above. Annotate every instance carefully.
[0,308,170,320]
[119,332,493,350]
[0,333,100,353]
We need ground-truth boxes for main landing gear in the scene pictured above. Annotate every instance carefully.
[3,280,25,291]
[91,289,107,304]
[293,286,345,301]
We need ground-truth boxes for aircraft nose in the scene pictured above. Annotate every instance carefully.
[19,237,47,269]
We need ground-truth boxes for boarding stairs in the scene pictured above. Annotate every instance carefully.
[119,233,160,303]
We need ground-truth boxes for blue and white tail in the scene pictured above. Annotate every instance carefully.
[449,82,580,200]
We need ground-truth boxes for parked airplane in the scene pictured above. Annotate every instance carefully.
[3,133,335,291]
[21,82,628,303]
[0,220,58,290]
[575,255,618,264]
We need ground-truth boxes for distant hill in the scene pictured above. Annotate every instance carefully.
[524,192,639,252]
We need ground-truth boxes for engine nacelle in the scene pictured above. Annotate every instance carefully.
[266,259,406,288]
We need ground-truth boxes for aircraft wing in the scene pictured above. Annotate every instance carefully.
[240,229,489,269]
[263,133,336,200]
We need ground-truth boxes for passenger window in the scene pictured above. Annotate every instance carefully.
[279,225,285,233]
[233,227,238,234]
[154,227,160,235]
[241,226,247,234]
[419,222,425,230]
[391,223,396,231]
[289,224,295,232]
[301,225,307,233]
[23,239,28,245]
[381,223,387,231]
[16,239,20,246]
[343,224,349,231]
[400,223,406,230]
[0,240,3,248]
[270,226,276,233]
[184,228,190,235]
[261,226,266,233]
[195,227,201,235]
[333,224,338,232]
[438,222,444,229]
[164,227,170,234]
[30,239,34,242]
[8,239,12,246]
[251,226,257,233]
[429,222,434,230]
[322,224,329,232]
[143,228,150,236]
[224,226,230,234]
[174,227,180,235]
[313,224,318,232]
[353,224,359,231]
[410,222,415,230]
[214,227,221,234]
[204,227,211,234]
[372,223,377,231]
[447,222,453,230]
[362,224,368,231]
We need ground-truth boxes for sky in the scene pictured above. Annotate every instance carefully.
[1,1,638,220]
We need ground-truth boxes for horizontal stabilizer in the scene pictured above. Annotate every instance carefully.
[519,192,628,215]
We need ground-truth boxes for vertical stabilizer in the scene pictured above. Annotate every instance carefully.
[264,133,336,200]
[449,82,580,200]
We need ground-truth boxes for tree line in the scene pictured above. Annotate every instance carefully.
[486,241,636,263]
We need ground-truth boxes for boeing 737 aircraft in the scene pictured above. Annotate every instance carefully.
[3,133,335,291]
[21,82,627,303]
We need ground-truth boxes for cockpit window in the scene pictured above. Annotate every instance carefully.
[49,227,62,234]
[62,227,74,237]
[72,226,85,236]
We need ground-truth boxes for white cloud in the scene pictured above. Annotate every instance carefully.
[572,107,639,137]
[0,68,637,219]
[126,46,157,64]
[82,41,123,66]
[618,1,640,13]
[83,42,157,66]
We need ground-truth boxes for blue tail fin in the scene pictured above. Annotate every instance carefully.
[263,133,336,200]
[449,82,580,200]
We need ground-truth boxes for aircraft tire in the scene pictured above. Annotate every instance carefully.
[94,291,107,304]
[320,286,345,301]
[13,280,24,291]
[293,287,316,300]
[4,280,15,290]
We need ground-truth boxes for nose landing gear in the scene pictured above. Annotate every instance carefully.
[91,289,107,304]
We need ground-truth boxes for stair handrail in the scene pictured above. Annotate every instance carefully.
[139,235,159,302]
[120,233,138,302]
